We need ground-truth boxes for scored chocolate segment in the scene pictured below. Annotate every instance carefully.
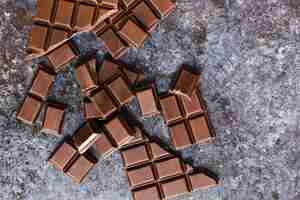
[189,116,212,143]
[169,122,192,149]
[136,86,159,117]
[107,76,135,105]
[41,102,65,136]
[83,98,103,120]
[48,142,78,171]
[121,145,150,167]
[155,157,183,179]
[161,177,189,199]
[159,94,183,125]
[133,185,161,200]
[127,165,155,187]
[148,0,176,18]
[74,63,98,94]
[65,153,97,184]
[180,91,204,118]
[94,133,115,158]
[16,95,43,125]
[189,173,218,191]
[98,59,121,84]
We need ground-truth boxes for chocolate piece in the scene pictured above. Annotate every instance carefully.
[159,92,214,150]
[16,95,43,125]
[46,42,77,72]
[171,67,200,97]
[136,86,159,117]
[72,122,101,154]
[27,0,117,54]
[161,177,189,199]
[95,0,176,58]
[133,185,161,200]
[48,142,78,171]
[107,76,134,105]
[74,63,97,94]
[118,19,148,48]
[89,88,117,119]
[155,158,183,179]
[65,153,97,184]
[83,98,102,120]
[189,173,218,190]
[41,102,65,136]
[103,115,134,146]
[29,66,55,100]
[127,165,155,187]
[98,59,121,84]
[121,145,150,167]
[159,94,183,124]
[94,134,115,158]
[149,142,169,160]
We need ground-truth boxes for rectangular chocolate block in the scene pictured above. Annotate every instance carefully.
[83,98,103,120]
[159,91,215,150]
[48,142,78,171]
[94,133,115,158]
[95,0,176,58]
[74,62,98,95]
[135,85,159,117]
[119,127,218,200]
[65,153,97,184]
[171,67,200,98]
[41,102,65,136]
[16,95,43,125]
[72,122,101,154]
[29,65,56,100]
[27,0,117,54]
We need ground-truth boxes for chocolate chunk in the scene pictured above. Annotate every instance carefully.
[83,98,102,120]
[127,165,155,187]
[101,0,118,8]
[104,115,134,146]
[118,19,148,48]
[34,0,54,21]
[75,4,96,29]
[72,122,101,154]
[89,88,117,119]
[156,158,183,179]
[48,142,78,171]
[74,63,97,94]
[148,0,176,18]
[159,94,183,124]
[46,42,77,73]
[180,91,204,117]
[17,95,43,125]
[161,177,189,199]
[65,153,97,184]
[149,142,169,160]
[121,145,150,167]
[189,173,218,190]
[27,25,48,52]
[132,2,159,32]
[98,59,121,84]
[169,122,192,149]
[41,102,65,136]
[133,185,161,200]
[94,134,115,158]
[55,0,74,27]
[189,116,212,143]
[107,76,134,105]
[136,86,159,117]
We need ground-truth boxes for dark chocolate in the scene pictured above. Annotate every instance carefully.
[41,102,65,136]
[16,95,43,125]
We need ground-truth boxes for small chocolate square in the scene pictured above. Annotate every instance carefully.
[48,142,78,171]
[76,4,96,29]
[136,87,159,117]
[180,91,204,117]
[161,177,189,199]
[89,88,117,119]
[118,19,148,48]
[132,2,159,32]
[17,95,43,125]
[127,165,155,187]
[94,134,115,158]
[133,185,161,200]
[54,0,74,27]
[49,29,69,47]
[107,76,134,105]
[121,145,150,167]
[41,103,65,136]
[83,98,102,120]
[155,158,183,179]
[149,142,170,160]
[27,25,48,52]
[101,0,118,8]
[65,154,97,184]
[189,173,217,191]
[159,95,183,124]
[72,123,101,154]
[169,122,192,150]
[35,0,54,21]
[74,63,97,94]
[104,116,133,146]
[172,68,200,97]
[98,59,121,84]
[47,42,77,73]
[30,67,55,100]
[149,0,175,18]
[100,29,128,58]
[189,116,212,143]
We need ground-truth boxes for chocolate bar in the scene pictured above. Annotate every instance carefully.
[27,0,117,54]
[16,95,43,125]
[29,65,56,100]
[95,0,175,58]
[119,128,218,200]
[159,91,215,150]
[41,102,65,136]
[171,66,200,98]
[135,85,159,117]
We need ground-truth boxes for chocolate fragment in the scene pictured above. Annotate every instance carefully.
[41,102,65,136]
[161,177,189,199]
[127,165,155,187]
[133,185,161,200]
[121,145,150,167]
[159,94,183,125]
[74,62,98,94]
[189,173,218,191]
[83,98,103,120]
[148,0,176,18]
[171,67,200,98]
[48,142,78,171]
[65,153,97,184]
[136,86,159,117]
[155,157,183,179]
[16,95,43,125]
[29,66,56,100]
[94,133,115,158]
[72,122,101,154]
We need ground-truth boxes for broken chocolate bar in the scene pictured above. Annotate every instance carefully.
[41,102,65,136]
[159,91,215,150]
[27,0,117,54]
[16,95,43,126]
[135,85,159,117]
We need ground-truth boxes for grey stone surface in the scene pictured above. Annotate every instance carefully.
[1,0,300,199]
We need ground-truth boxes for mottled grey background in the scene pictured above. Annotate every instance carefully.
[1,0,300,199]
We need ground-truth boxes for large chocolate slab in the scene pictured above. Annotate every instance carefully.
[16,95,43,125]
[27,0,117,54]
[41,102,65,136]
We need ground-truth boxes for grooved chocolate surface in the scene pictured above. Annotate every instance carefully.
[16,95,43,125]
[41,103,65,136]
[94,134,115,158]
[75,62,98,94]
[107,76,134,105]
[136,87,159,117]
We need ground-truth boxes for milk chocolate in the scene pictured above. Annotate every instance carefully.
[136,86,159,117]
[83,98,103,120]
[16,95,43,125]
[74,62,98,94]
[41,102,65,136]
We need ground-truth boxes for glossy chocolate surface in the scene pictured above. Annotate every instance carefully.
[41,103,65,136]
[75,63,97,94]
[17,95,43,125]
[136,87,159,117]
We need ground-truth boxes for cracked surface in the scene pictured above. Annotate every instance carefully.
[1,0,300,199]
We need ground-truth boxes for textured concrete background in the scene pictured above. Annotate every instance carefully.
[1,0,300,199]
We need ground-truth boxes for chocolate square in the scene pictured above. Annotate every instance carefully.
[121,145,150,167]
[107,76,134,105]
[29,66,55,100]
[155,158,183,179]
[76,4,96,29]
[48,142,78,171]
[180,91,204,117]
[54,0,74,27]
[169,122,192,150]
[49,29,69,47]
[189,173,217,191]
[118,19,148,48]
[132,2,159,32]
[149,0,175,18]
[98,59,121,84]
[161,177,189,199]
[17,95,43,125]
[172,68,200,97]
[188,116,212,143]
[101,0,118,8]
[149,142,170,160]
[133,185,161,200]
[74,63,97,94]
[65,154,97,184]
[159,94,183,124]
[27,25,48,51]
[136,87,159,117]
[94,134,115,158]
[34,0,54,21]
[100,29,128,58]
[83,98,102,120]
[127,165,155,187]
[41,103,65,136]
